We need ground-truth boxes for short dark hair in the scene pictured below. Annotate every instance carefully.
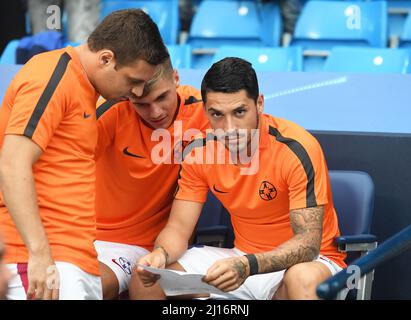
[201,57,259,104]
[88,9,169,66]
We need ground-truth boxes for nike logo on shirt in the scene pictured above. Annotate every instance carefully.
[123,147,145,159]
[213,184,228,194]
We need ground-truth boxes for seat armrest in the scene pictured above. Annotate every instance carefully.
[336,235,378,253]
[336,235,377,245]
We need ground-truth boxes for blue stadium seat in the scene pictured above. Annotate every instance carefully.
[167,44,192,69]
[400,11,411,47]
[212,45,303,71]
[0,40,20,65]
[386,1,411,40]
[329,170,377,300]
[324,46,411,73]
[292,1,388,71]
[187,0,282,69]
[100,0,180,45]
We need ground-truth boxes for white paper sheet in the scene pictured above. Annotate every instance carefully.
[137,264,227,296]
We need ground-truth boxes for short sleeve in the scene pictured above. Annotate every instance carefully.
[5,78,67,151]
[283,137,329,210]
[175,160,209,203]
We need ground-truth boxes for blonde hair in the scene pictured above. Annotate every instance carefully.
[141,58,173,97]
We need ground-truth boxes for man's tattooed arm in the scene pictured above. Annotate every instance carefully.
[254,206,324,274]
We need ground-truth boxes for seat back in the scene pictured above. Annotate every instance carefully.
[329,170,375,236]
[324,46,411,73]
[0,40,20,65]
[188,0,282,68]
[400,11,411,47]
[292,1,388,49]
[212,45,303,71]
[167,44,192,69]
[100,0,179,44]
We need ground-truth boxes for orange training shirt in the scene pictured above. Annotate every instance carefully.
[176,114,346,268]
[0,46,100,275]
[95,86,210,249]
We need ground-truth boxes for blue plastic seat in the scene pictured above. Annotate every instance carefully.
[167,44,192,69]
[100,0,179,45]
[212,45,303,71]
[324,46,411,73]
[293,1,388,49]
[187,0,282,69]
[0,40,20,65]
[386,0,411,39]
[292,1,388,71]
[400,11,411,47]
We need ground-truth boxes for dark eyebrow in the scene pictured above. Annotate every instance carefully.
[155,90,170,101]
[233,104,247,112]
[128,77,144,84]
[207,107,223,113]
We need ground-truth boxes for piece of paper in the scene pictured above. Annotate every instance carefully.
[137,264,227,296]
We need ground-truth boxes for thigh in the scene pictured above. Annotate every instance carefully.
[6,264,27,300]
[56,262,102,300]
[95,240,149,294]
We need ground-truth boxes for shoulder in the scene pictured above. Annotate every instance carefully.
[96,99,133,120]
[266,115,320,152]
[178,85,202,106]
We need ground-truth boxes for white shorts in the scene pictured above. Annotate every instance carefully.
[178,245,343,300]
[6,261,102,300]
[94,240,150,294]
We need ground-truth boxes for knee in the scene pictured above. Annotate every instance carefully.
[283,264,322,292]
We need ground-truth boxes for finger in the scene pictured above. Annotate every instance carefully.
[204,264,226,282]
[219,278,239,292]
[52,289,59,300]
[42,286,52,300]
[208,272,233,288]
[221,283,239,293]
[27,281,36,300]
[34,281,45,300]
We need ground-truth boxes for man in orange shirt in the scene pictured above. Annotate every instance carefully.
[134,57,346,300]
[0,9,169,300]
[94,58,210,299]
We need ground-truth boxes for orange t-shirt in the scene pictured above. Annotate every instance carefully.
[0,46,100,275]
[176,114,346,268]
[95,86,210,249]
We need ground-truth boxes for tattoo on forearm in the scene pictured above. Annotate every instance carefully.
[233,259,248,280]
[257,206,324,273]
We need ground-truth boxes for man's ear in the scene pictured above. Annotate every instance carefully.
[98,50,115,68]
[173,69,180,87]
[257,94,264,114]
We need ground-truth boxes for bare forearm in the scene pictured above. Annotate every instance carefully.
[154,225,190,266]
[254,206,324,274]
[256,232,321,273]
[0,165,50,255]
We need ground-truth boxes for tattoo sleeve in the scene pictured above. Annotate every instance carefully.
[256,206,324,274]
[233,258,248,280]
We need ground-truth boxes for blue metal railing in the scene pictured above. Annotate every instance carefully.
[317,224,411,299]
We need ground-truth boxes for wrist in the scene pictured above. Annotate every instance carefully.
[244,254,259,276]
[154,245,169,266]
[28,241,51,257]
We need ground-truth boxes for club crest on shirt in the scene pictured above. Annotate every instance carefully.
[259,181,277,201]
